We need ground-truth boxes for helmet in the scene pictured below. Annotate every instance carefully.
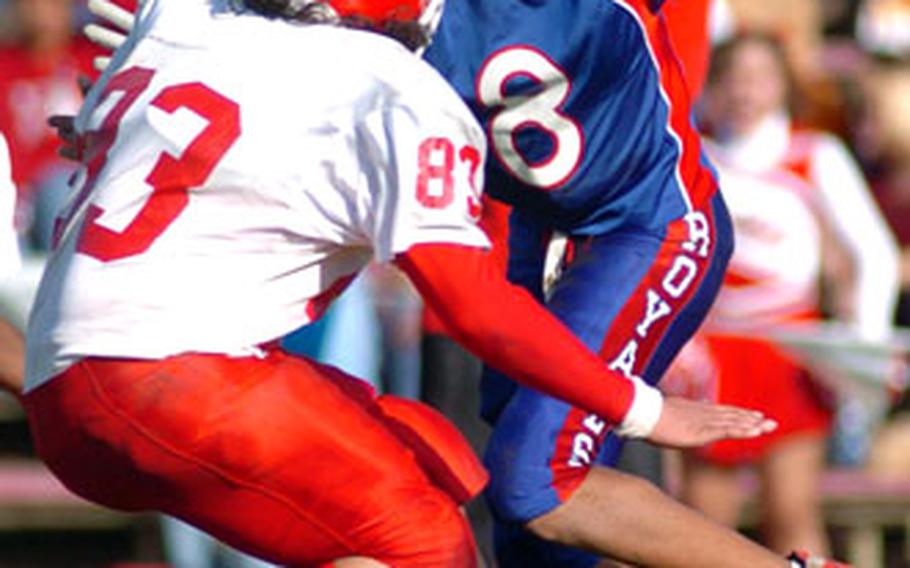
[326,0,445,50]
[326,0,425,24]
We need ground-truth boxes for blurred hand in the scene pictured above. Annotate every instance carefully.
[647,396,776,449]
[85,0,135,71]
[47,115,81,162]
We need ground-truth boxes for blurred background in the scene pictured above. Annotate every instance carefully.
[0,0,908,567]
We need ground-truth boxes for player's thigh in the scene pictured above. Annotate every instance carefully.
[375,394,488,505]
[164,352,477,566]
[483,388,582,523]
[28,353,474,567]
[483,231,665,522]
[550,201,732,388]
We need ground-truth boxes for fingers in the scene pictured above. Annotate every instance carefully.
[47,115,81,162]
[702,405,777,441]
[48,115,75,140]
[84,23,129,51]
[84,0,134,71]
[93,56,113,73]
[88,0,136,33]
[649,397,778,448]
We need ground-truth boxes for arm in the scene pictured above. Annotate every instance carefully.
[396,242,639,425]
[812,135,900,341]
[0,318,23,398]
[396,243,775,444]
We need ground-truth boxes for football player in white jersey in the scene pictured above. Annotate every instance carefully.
[25,0,781,566]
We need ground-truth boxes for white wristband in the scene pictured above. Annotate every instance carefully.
[615,375,663,439]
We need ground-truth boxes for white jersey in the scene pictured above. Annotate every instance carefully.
[0,134,20,281]
[705,161,822,330]
[706,114,900,340]
[25,0,489,392]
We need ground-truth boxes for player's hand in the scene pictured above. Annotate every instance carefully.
[646,396,777,449]
[48,115,81,162]
[85,0,135,71]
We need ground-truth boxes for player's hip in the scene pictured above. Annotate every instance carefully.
[24,352,484,565]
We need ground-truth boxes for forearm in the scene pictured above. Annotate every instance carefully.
[396,243,658,428]
[0,318,23,399]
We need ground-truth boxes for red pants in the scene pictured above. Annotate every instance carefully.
[25,350,486,567]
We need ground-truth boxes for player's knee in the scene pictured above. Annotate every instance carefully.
[376,395,487,504]
[526,468,661,546]
[524,503,576,544]
[376,491,475,566]
[483,458,585,525]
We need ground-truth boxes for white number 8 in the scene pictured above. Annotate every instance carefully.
[477,46,584,189]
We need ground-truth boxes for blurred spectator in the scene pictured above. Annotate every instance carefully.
[0,133,20,279]
[668,32,900,557]
[370,264,423,399]
[851,64,910,326]
[0,132,23,397]
[821,0,864,37]
[856,0,910,58]
[725,0,825,81]
[724,0,859,140]
[0,0,97,251]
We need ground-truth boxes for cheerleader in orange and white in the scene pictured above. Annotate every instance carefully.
[668,32,900,557]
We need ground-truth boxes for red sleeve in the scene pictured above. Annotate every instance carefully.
[421,195,511,335]
[396,243,635,424]
[662,0,712,98]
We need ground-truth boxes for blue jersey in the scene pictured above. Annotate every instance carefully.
[424,0,716,236]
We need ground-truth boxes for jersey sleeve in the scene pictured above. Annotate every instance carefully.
[357,95,491,262]
[810,134,900,341]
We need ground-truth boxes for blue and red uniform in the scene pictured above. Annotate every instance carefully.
[425,1,733,565]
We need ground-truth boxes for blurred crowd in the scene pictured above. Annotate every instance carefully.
[0,0,908,566]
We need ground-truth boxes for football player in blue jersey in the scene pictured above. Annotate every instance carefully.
[424,2,846,567]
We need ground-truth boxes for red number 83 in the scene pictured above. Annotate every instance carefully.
[416,137,482,218]
[62,67,241,262]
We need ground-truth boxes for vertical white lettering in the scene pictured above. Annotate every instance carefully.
[569,433,595,467]
[683,211,711,258]
[609,340,639,377]
[637,288,672,338]
[583,414,606,436]
[663,255,698,299]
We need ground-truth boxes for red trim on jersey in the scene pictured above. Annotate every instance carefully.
[548,405,596,500]
[548,200,720,500]
[662,0,712,97]
[617,0,716,207]
[396,243,636,424]
[599,203,717,373]
[422,195,510,334]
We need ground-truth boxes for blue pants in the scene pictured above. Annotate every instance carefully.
[482,193,733,567]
